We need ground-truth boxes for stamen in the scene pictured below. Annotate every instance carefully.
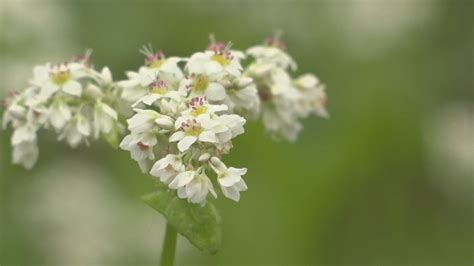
[264,30,286,49]
[137,142,149,151]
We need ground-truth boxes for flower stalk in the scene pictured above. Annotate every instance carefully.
[161,223,177,266]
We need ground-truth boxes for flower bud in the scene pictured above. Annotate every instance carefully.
[155,115,174,129]
[85,84,104,98]
[198,153,210,162]
[210,156,227,172]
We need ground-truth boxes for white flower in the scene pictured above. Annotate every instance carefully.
[100,67,113,85]
[2,52,124,170]
[179,73,227,101]
[186,48,244,78]
[127,109,173,133]
[58,113,91,148]
[93,101,118,138]
[245,51,315,141]
[49,98,72,131]
[119,133,156,172]
[169,170,217,205]
[180,96,228,118]
[26,105,49,126]
[11,123,37,146]
[218,114,246,138]
[2,93,27,129]
[150,154,185,184]
[137,52,183,87]
[294,74,329,118]
[118,71,148,102]
[169,115,220,152]
[12,141,39,170]
[246,45,297,71]
[222,77,260,117]
[210,157,247,202]
[32,63,84,99]
[183,173,217,204]
[132,79,185,107]
[119,47,184,102]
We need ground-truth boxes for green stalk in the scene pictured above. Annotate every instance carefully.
[160,222,177,266]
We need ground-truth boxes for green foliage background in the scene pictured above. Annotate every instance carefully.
[1,0,472,265]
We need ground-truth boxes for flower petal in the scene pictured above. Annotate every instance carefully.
[62,80,82,96]
[169,131,185,142]
[205,83,226,101]
[198,130,218,143]
[177,136,197,152]
[218,173,241,187]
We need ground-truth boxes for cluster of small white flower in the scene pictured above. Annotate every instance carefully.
[2,34,328,205]
[119,42,249,204]
[2,51,123,169]
[245,35,328,141]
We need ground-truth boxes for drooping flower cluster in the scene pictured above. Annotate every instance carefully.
[245,35,328,141]
[2,51,123,169]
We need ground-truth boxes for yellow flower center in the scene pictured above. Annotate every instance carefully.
[211,54,230,66]
[185,126,203,136]
[192,75,209,93]
[149,59,164,69]
[50,71,70,85]
[150,86,167,95]
[190,106,207,117]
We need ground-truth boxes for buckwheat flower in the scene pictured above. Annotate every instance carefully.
[180,96,228,118]
[221,77,260,118]
[127,109,174,134]
[2,92,27,129]
[11,123,37,146]
[245,35,328,141]
[49,98,72,131]
[150,154,185,184]
[26,105,49,126]
[247,65,303,141]
[58,113,91,148]
[12,140,39,170]
[210,157,248,202]
[2,51,126,169]
[216,114,246,140]
[169,170,195,190]
[246,34,297,72]
[183,172,217,205]
[179,73,227,101]
[32,63,85,99]
[119,45,183,102]
[120,133,156,172]
[169,115,219,152]
[100,67,113,85]
[187,40,245,78]
[93,101,118,138]
[168,169,217,205]
[294,74,329,118]
[139,46,183,84]
[132,79,185,107]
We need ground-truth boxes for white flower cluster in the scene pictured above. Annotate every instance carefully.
[245,36,328,141]
[2,35,328,206]
[119,44,249,204]
[2,52,123,169]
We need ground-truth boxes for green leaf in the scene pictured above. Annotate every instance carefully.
[141,187,222,254]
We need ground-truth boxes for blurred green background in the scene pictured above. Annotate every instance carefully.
[1,0,473,265]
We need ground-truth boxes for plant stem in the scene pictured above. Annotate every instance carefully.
[160,222,177,266]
